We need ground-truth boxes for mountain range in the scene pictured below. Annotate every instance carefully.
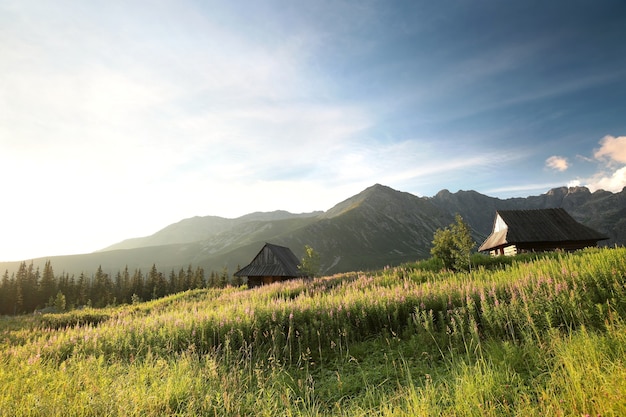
[2,184,625,277]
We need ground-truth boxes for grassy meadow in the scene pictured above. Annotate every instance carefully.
[1,247,626,416]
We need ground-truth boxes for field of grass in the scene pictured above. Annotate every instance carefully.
[1,247,626,416]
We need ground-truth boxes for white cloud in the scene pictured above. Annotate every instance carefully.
[545,155,569,171]
[585,167,626,193]
[572,135,626,194]
[594,135,626,164]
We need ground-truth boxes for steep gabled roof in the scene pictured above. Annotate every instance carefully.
[234,243,303,277]
[479,208,608,251]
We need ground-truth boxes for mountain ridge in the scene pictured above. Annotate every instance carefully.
[100,210,323,252]
[2,185,624,277]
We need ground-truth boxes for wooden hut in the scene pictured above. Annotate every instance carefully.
[234,243,304,288]
[479,208,608,256]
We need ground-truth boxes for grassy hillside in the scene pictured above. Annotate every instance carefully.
[1,248,626,416]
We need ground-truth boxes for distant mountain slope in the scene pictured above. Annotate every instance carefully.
[1,185,624,278]
[101,210,322,251]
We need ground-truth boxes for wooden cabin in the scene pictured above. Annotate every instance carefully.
[234,243,304,288]
[479,208,608,256]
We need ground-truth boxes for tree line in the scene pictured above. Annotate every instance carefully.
[0,261,242,315]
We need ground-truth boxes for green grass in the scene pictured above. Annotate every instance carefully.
[1,247,626,416]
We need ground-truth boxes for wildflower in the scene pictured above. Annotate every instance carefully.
[27,353,41,365]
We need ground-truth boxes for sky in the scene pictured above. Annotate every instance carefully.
[1,0,626,261]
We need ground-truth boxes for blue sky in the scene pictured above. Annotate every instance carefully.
[1,0,626,261]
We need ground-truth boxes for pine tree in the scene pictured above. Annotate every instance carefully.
[186,265,194,290]
[120,266,131,304]
[219,267,229,288]
[208,270,218,288]
[232,265,243,287]
[93,265,113,307]
[39,260,56,308]
[131,269,144,302]
[148,264,166,299]
[193,266,205,289]
[177,268,186,292]
[168,269,177,294]
[60,273,76,310]
[0,270,14,315]
[16,262,38,312]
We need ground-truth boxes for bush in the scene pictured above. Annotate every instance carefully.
[430,214,475,271]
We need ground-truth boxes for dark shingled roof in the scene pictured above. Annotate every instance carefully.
[479,208,608,252]
[234,243,303,277]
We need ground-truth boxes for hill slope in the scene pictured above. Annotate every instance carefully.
[2,248,626,415]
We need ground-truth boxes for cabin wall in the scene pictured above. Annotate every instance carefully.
[489,240,601,257]
[247,277,262,288]
[246,275,295,288]
[494,214,507,233]
[504,245,518,256]
[516,241,597,253]
[488,245,517,257]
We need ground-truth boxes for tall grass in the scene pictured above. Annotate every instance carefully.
[1,247,625,415]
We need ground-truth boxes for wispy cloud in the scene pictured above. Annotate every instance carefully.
[485,182,568,196]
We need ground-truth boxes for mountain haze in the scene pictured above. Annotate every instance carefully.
[1,185,624,277]
[101,211,322,252]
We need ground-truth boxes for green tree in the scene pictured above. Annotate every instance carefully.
[16,262,38,312]
[193,266,206,289]
[131,269,144,301]
[76,272,89,307]
[298,245,321,278]
[168,269,177,293]
[177,268,187,292]
[39,260,56,307]
[148,264,167,300]
[207,270,219,288]
[54,291,66,312]
[0,270,16,315]
[219,267,229,288]
[430,214,475,272]
[232,265,243,287]
[92,265,113,307]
